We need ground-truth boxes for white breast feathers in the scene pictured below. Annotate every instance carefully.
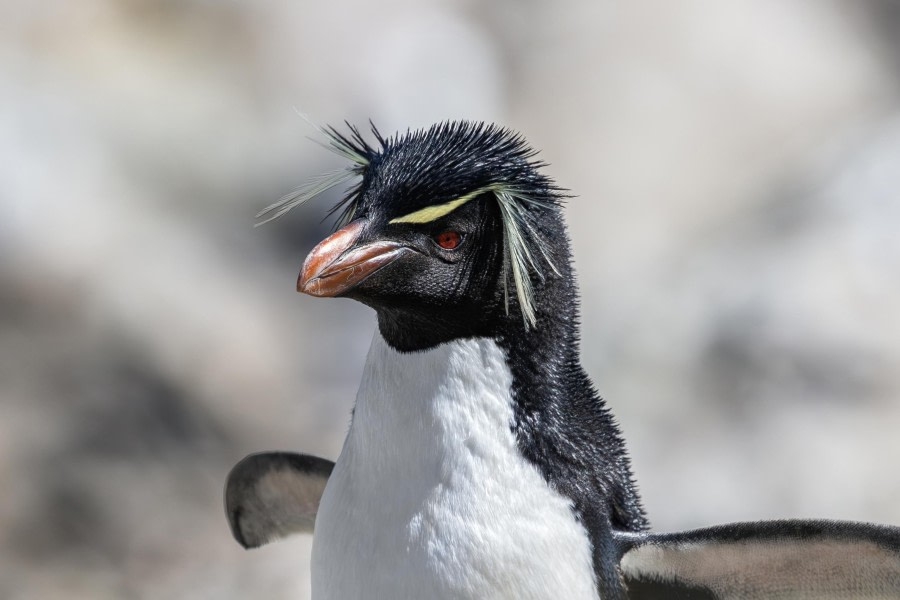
[311,333,599,600]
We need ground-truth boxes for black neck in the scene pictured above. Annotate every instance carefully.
[498,262,648,598]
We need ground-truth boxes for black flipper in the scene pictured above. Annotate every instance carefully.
[615,520,900,599]
[224,451,334,549]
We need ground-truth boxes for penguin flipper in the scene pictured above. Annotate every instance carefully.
[615,519,900,599]
[224,451,334,549]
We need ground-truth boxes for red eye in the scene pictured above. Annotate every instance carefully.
[434,230,462,250]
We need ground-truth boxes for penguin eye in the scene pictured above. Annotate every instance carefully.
[433,230,462,250]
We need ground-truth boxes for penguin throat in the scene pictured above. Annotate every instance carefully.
[372,288,571,354]
[374,305,493,353]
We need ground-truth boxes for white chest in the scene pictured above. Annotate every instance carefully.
[310,334,599,600]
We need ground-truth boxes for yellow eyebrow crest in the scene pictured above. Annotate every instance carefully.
[389,187,492,224]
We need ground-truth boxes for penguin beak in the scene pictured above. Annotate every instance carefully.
[298,221,411,297]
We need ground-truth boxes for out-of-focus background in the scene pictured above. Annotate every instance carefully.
[2,1,899,597]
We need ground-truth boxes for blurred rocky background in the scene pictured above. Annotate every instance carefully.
[2,1,899,597]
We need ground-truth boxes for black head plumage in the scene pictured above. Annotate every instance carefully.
[355,122,563,221]
[262,120,570,327]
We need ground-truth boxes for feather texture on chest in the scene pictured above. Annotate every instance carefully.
[311,333,599,600]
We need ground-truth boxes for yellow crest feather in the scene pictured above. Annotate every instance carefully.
[388,187,493,225]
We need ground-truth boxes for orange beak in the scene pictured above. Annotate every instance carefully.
[297,221,411,297]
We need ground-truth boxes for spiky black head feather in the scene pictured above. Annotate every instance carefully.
[346,122,564,223]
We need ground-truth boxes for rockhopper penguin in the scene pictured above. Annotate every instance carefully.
[225,122,900,599]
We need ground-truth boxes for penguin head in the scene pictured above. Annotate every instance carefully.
[267,122,571,351]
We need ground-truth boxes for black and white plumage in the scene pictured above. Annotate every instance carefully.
[226,121,900,599]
